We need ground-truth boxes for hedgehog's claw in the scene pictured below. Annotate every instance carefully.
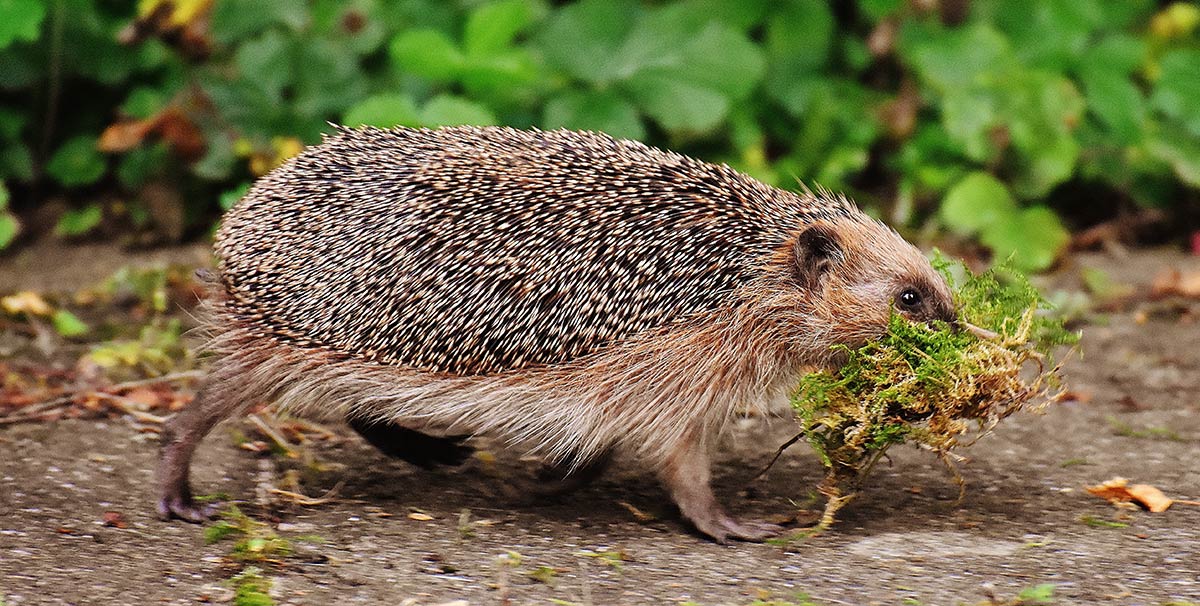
[691,512,783,544]
[156,488,218,523]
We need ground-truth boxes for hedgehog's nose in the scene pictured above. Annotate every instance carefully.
[933,301,957,325]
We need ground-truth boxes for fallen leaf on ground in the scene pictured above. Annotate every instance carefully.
[408,512,434,521]
[1053,389,1093,404]
[1150,268,1200,298]
[1,292,53,316]
[1086,477,1187,512]
[102,511,128,528]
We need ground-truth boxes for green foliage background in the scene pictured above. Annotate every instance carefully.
[1,0,1198,270]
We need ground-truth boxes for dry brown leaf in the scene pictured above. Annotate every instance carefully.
[1053,389,1093,404]
[98,119,154,152]
[153,109,206,161]
[102,511,128,528]
[1086,477,1172,512]
[99,108,205,160]
[118,0,213,59]
[1151,268,1200,299]
[1125,483,1174,513]
[1,292,53,316]
[122,387,162,408]
[408,512,434,521]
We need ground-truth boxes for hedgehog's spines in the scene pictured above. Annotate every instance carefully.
[217,126,866,376]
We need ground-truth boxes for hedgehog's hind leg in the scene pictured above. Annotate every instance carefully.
[347,417,474,469]
[156,367,245,522]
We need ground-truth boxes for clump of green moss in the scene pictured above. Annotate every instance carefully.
[791,255,1078,530]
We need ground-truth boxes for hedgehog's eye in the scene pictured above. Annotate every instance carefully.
[897,288,922,310]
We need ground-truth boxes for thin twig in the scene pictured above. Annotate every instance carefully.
[0,408,70,426]
[748,430,808,484]
[105,370,204,392]
[37,0,65,167]
[90,392,168,424]
[268,480,344,506]
[247,413,298,457]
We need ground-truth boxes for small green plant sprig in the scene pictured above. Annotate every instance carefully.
[790,254,1078,530]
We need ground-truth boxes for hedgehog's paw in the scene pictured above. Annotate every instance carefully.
[692,513,783,544]
[156,487,218,523]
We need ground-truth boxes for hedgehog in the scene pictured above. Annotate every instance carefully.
[157,125,955,543]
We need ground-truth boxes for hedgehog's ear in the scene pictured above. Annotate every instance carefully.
[791,224,842,290]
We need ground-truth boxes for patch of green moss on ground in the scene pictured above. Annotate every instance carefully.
[792,256,1078,529]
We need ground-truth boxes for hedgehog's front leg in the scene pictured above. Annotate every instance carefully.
[659,432,782,543]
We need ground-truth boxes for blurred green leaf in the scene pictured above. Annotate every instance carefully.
[311,0,389,56]
[117,143,169,189]
[1150,49,1200,137]
[980,205,1069,272]
[0,106,25,140]
[989,0,1101,70]
[290,38,364,122]
[220,183,251,211]
[344,93,420,128]
[1081,72,1146,143]
[678,0,766,31]
[121,87,169,120]
[904,22,1012,94]
[941,91,997,162]
[543,90,644,140]
[192,132,236,181]
[47,136,106,187]
[463,0,542,57]
[52,309,89,337]
[55,203,103,237]
[859,0,902,22]
[616,11,764,133]
[0,0,46,49]
[1077,34,1145,80]
[0,143,32,181]
[539,0,763,135]
[211,0,308,45]
[1093,0,1154,28]
[1011,130,1081,199]
[389,28,463,81]
[458,49,542,105]
[420,95,497,126]
[1149,130,1200,188]
[537,0,636,83]
[670,22,764,101]
[1006,75,1085,197]
[0,179,14,249]
[940,172,1017,235]
[0,211,17,249]
[624,76,728,134]
[234,30,291,100]
[765,0,833,75]
[1016,583,1057,605]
